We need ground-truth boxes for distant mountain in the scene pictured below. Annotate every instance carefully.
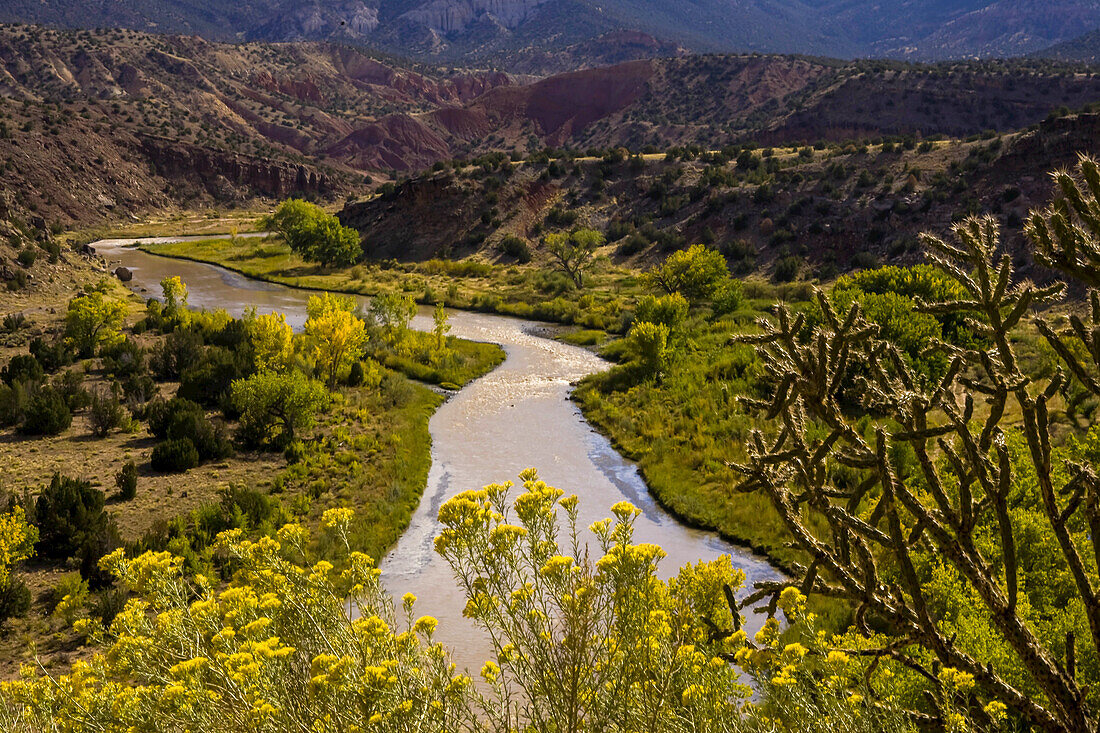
[3,0,1100,65]
[1034,26,1100,62]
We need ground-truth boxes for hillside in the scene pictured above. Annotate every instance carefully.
[1036,26,1100,62]
[3,0,1100,64]
[0,23,508,224]
[339,113,1100,283]
[4,23,1100,227]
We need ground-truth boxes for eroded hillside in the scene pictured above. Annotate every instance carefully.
[340,113,1100,283]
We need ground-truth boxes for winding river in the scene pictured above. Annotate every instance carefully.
[91,236,783,671]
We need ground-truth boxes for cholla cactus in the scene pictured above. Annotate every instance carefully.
[1027,154,1100,289]
[730,160,1100,732]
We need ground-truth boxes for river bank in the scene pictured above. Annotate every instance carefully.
[136,236,640,333]
[95,238,785,673]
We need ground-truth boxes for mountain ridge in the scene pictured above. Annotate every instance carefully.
[3,0,1100,66]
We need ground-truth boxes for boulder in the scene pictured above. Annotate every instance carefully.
[114,266,133,282]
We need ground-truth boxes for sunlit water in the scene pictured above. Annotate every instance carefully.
[92,237,783,672]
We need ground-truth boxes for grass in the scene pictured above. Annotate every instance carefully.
[377,336,504,389]
[573,312,800,567]
[140,237,645,331]
[558,328,608,347]
[271,375,443,562]
[70,208,268,243]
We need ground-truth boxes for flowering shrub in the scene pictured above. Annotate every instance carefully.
[2,474,978,732]
[1,509,475,733]
[435,469,751,732]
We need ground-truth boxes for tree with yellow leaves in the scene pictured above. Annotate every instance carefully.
[64,288,125,357]
[249,311,294,372]
[304,293,366,386]
[160,276,188,319]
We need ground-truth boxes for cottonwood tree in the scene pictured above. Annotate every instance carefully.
[305,293,366,387]
[160,276,188,319]
[249,311,294,372]
[729,161,1100,731]
[64,290,125,357]
[433,302,450,352]
[545,229,603,288]
[368,292,416,344]
[231,369,327,448]
[263,199,361,267]
[644,244,730,304]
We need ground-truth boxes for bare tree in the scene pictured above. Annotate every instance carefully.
[726,159,1100,732]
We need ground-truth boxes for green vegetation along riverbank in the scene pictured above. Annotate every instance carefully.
[139,235,644,332]
[0,264,503,678]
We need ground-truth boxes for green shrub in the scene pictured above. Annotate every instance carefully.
[146,397,201,439]
[101,337,146,378]
[21,387,72,435]
[150,330,204,380]
[1,312,26,332]
[712,280,745,316]
[29,337,74,373]
[2,355,44,386]
[120,373,158,406]
[850,251,879,270]
[0,382,29,426]
[151,438,200,473]
[53,370,90,412]
[177,347,247,407]
[115,461,138,500]
[146,397,232,459]
[499,235,531,263]
[34,473,118,584]
[0,577,31,631]
[89,389,127,437]
[93,587,128,627]
[773,256,802,283]
[626,321,670,376]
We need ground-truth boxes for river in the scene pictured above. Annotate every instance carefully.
[91,236,783,672]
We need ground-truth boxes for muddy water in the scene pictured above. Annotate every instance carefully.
[93,237,783,672]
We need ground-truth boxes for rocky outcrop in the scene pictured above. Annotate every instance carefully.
[138,135,344,199]
[252,1,380,40]
[339,174,483,259]
[325,115,452,172]
[399,0,552,34]
[469,60,654,142]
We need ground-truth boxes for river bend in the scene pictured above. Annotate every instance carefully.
[91,236,782,670]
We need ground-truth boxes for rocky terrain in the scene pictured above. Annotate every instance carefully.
[2,23,1100,228]
[3,0,1100,65]
[338,113,1100,283]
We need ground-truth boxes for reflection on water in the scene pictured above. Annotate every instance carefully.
[94,237,783,672]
